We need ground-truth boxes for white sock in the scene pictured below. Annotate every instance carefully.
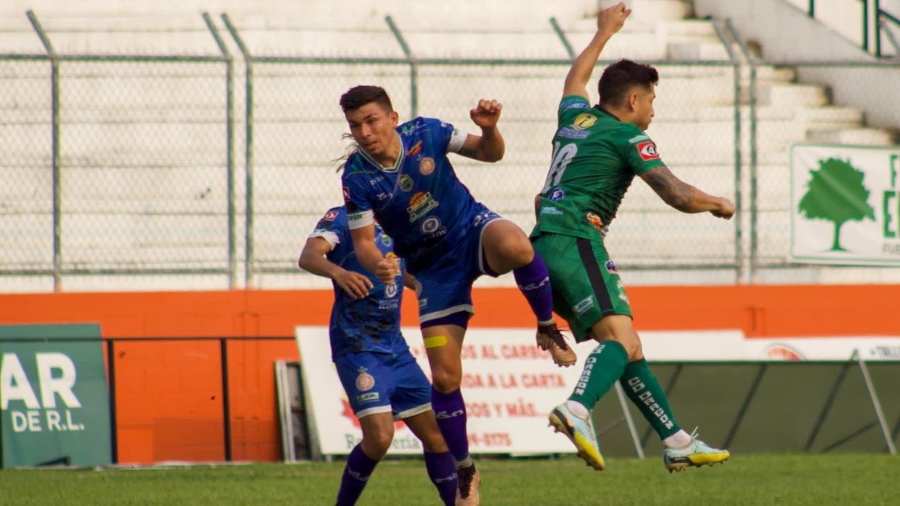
[565,400,590,419]
[663,429,692,449]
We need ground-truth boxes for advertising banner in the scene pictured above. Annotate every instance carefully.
[295,326,744,456]
[791,144,900,265]
[0,324,112,467]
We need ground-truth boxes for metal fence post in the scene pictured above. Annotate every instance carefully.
[26,10,62,292]
[221,14,256,289]
[203,12,238,290]
[385,16,418,119]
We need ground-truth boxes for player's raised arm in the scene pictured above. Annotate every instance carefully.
[348,224,400,283]
[458,99,505,163]
[298,236,372,299]
[639,166,735,219]
[563,2,631,100]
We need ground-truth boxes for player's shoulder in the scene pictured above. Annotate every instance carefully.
[319,205,347,224]
[400,116,444,137]
[559,94,592,113]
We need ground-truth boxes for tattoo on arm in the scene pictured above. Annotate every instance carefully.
[640,166,692,210]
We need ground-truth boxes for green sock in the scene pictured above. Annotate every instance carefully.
[569,341,629,410]
[619,359,681,439]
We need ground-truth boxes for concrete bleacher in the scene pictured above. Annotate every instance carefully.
[2,0,897,290]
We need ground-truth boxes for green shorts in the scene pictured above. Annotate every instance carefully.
[532,232,632,342]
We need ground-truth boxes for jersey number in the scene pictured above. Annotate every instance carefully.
[541,142,577,194]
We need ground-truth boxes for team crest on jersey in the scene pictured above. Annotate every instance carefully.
[549,188,565,201]
[399,174,414,192]
[605,260,618,274]
[379,233,393,247]
[406,140,423,157]
[572,113,597,131]
[321,210,338,222]
[385,283,398,298]
[342,186,351,203]
[420,216,441,235]
[407,192,439,222]
[419,157,435,176]
[636,141,659,161]
[355,368,375,391]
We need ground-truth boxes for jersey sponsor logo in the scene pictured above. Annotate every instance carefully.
[419,157,435,176]
[420,216,441,235]
[572,113,597,131]
[549,187,565,201]
[398,174,414,192]
[321,210,338,222]
[407,192,439,222]
[540,206,563,216]
[637,141,659,161]
[342,186,351,203]
[628,134,649,144]
[357,392,380,404]
[605,259,618,274]
[557,127,590,140]
[616,279,629,302]
[573,296,594,316]
[586,213,604,231]
[560,97,589,110]
[379,233,393,247]
[406,140,423,157]
[384,283,398,298]
[400,123,426,136]
[355,367,375,391]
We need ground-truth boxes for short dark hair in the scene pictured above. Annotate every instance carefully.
[339,85,394,113]
[598,59,659,107]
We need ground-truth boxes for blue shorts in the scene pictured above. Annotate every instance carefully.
[334,348,432,420]
[415,208,502,326]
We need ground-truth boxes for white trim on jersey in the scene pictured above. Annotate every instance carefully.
[419,304,475,323]
[347,210,375,229]
[447,128,469,154]
[355,404,393,419]
[308,229,340,250]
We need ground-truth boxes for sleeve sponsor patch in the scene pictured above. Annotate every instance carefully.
[560,96,589,111]
[636,141,660,161]
[321,210,338,222]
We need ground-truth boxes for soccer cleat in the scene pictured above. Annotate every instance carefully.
[536,322,577,367]
[455,463,480,506]
[548,403,605,471]
[663,429,730,473]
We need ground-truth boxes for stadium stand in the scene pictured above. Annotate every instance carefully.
[1,0,897,290]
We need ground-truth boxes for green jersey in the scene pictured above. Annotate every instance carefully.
[530,95,665,240]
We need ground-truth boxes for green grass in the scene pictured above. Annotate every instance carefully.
[0,453,896,505]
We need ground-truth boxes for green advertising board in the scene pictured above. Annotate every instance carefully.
[0,324,112,467]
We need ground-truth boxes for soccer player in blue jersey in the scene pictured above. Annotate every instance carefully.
[298,206,458,506]
[338,85,574,505]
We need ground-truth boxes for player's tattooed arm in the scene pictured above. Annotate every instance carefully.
[640,165,734,218]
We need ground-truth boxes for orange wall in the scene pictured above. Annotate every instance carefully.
[1,284,898,463]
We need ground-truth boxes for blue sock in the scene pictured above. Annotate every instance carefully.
[336,444,378,506]
[424,451,458,506]
[431,387,470,463]
[513,253,554,323]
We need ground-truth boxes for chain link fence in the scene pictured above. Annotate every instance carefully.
[1,12,898,292]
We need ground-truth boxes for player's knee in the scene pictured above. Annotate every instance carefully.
[431,368,462,392]
[362,431,394,459]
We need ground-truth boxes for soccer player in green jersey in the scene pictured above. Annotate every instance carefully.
[532,2,734,472]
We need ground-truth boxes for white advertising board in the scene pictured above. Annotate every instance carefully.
[295,326,745,456]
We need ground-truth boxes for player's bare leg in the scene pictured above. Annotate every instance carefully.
[482,219,576,366]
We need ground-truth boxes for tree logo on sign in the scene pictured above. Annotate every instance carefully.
[797,158,875,251]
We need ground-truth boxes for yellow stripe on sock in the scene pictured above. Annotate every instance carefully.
[424,335,448,348]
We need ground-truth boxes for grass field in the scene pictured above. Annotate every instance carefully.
[0,453,896,505]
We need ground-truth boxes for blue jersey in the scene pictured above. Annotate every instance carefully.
[309,206,408,360]
[341,117,482,273]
